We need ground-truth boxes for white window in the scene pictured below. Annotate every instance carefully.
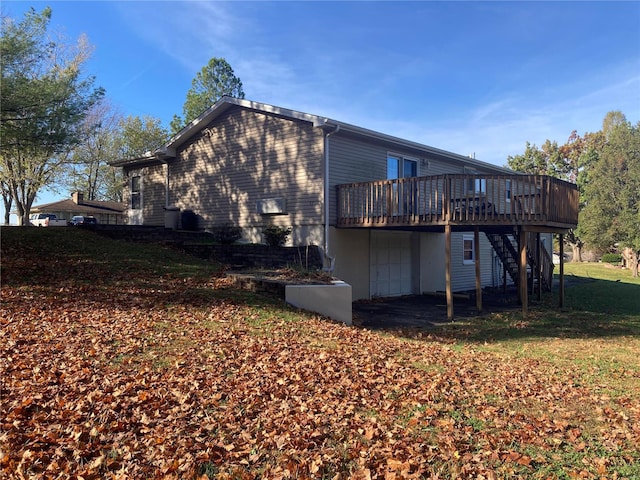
[131,176,141,210]
[387,154,417,179]
[464,167,485,194]
[505,179,512,203]
[463,234,475,265]
[387,154,418,215]
[467,177,486,194]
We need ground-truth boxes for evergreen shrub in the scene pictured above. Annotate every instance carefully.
[212,223,242,244]
[262,225,292,247]
[601,253,622,264]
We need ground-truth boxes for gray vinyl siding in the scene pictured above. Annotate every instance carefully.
[418,231,495,293]
[169,107,324,239]
[124,164,166,226]
[327,133,487,225]
[423,158,466,175]
[449,232,494,291]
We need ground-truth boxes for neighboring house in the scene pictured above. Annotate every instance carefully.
[111,97,578,314]
[29,192,126,225]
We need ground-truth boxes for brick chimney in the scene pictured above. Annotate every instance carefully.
[72,191,84,204]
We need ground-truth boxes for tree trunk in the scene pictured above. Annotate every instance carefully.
[2,193,12,225]
[632,251,639,278]
[16,205,26,226]
[12,189,37,226]
[571,244,583,262]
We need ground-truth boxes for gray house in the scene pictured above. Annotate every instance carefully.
[28,192,126,225]
[112,97,578,316]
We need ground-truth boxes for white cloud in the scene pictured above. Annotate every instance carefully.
[114,1,246,73]
[328,63,640,167]
[112,2,639,169]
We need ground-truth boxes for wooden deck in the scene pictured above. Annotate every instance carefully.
[336,174,578,232]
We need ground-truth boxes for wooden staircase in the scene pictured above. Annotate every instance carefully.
[486,231,554,293]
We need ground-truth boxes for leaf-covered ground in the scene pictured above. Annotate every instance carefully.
[1,229,639,479]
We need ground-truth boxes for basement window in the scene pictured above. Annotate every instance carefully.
[463,234,475,265]
[257,198,287,215]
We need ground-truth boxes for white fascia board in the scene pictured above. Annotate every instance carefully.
[108,154,159,168]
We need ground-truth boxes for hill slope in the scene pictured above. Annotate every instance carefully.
[1,228,638,478]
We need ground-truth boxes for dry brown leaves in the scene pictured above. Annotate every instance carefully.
[1,274,638,478]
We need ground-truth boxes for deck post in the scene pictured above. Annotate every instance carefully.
[445,224,453,320]
[519,227,528,316]
[537,232,542,301]
[503,262,507,293]
[559,233,565,308]
[475,227,482,313]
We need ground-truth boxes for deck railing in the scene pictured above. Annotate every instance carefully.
[336,174,578,229]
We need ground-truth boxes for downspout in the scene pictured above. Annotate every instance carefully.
[324,123,340,270]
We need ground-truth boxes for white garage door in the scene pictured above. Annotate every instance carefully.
[370,231,413,297]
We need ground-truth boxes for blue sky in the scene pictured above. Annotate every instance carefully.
[3,1,639,219]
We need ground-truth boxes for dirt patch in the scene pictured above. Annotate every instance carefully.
[353,292,521,330]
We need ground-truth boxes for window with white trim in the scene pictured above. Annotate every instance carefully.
[505,179,512,203]
[131,176,141,210]
[387,154,418,216]
[463,234,475,265]
[387,154,417,179]
[464,167,486,194]
[467,177,486,194]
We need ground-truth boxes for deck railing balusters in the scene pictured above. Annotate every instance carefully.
[335,174,577,228]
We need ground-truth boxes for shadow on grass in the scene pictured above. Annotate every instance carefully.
[429,307,640,344]
[559,275,640,315]
[4,228,639,343]
[0,227,222,287]
[0,227,299,323]
[377,276,640,343]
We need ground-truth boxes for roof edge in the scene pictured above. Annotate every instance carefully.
[111,96,515,174]
[157,96,329,158]
[108,153,161,168]
[326,119,515,174]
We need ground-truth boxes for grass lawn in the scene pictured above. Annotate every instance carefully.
[433,261,640,420]
[1,228,638,479]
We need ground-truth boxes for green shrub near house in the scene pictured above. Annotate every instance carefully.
[211,223,243,244]
[601,253,622,264]
[262,225,292,247]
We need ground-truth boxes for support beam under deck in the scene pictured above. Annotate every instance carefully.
[559,234,565,308]
[475,227,482,313]
[445,224,453,321]
[519,227,529,316]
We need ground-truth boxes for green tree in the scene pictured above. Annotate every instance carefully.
[0,7,104,224]
[118,115,168,160]
[601,110,627,138]
[579,117,640,276]
[554,129,606,262]
[558,130,605,189]
[170,57,244,134]
[507,140,565,178]
[507,138,588,260]
[506,141,547,174]
[107,115,168,203]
